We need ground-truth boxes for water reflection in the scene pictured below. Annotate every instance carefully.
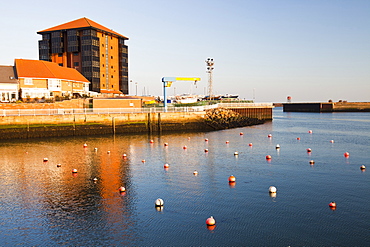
[0,110,369,246]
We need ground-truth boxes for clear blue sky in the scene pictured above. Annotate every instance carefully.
[1,0,369,102]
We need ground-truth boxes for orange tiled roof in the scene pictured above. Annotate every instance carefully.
[37,17,128,39]
[15,59,89,83]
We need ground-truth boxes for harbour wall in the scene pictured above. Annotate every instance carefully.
[0,103,273,140]
[0,112,215,140]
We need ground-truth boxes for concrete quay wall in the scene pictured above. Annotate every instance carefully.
[0,112,214,139]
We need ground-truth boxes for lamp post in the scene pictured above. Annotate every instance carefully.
[205,58,214,101]
[135,82,138,96]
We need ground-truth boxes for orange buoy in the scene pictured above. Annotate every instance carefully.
[297,137,301,140]
[122,154,127,159]
[266,155,272,160]
[268,134,272,138]
[307,148,312,153]
[119,186,126,192]
[226,141,229,144]
[83,143,88,148]
[308,130,313,134]
[107,151,111,154]
[164,143,169,146]
[239,132,243,136]
[206,216,216,226]
[164,163,169,168]
[43,158,48,162]
[228,175,236,182]
[72,169,78,173]
[183,146,187,149]
[149,140,154,143]
[193,170,198,176]
[142,159,146,163]
[249,143,253,147]
[57,164,62,167]
[204,149,209,153]
[205,138,208,142]
[330,140,334,143]
[360,165,366,170]
[309,160,315,165]
[234,152,239,156]
[344,152,350,158]
[328,201,336,208]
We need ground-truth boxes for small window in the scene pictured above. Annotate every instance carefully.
[111,75,113,78]
[102,64,105,67]
[58,53,62,57]
[58,63,63,66]
[111,56,113,59]
[102,33,104,37]
[103,84,105,87]
[102,54,104,57]
[102,74,105,77]
[111,66,113,69]
[112,85,114,88]
[24,78,33,85]
[102,44,104,47]
[73,52,79,56]
[111,46,113,49]
[74,62,79,66]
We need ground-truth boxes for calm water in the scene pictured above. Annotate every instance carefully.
[0,108,369,246]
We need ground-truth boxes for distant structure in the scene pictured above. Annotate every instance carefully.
[287,96,292,103]
[37,17,129,94]
[205,58,214,100]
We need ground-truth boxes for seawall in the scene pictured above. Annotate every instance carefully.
[0,112,216,140]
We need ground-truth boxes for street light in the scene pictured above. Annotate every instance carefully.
[205,58,214,100]
[135,82,138,96]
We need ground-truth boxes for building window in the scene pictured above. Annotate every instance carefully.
[111,66,113,69]
[24,78,33,85]
[111,56,113,59]
[73,52,79,56]
[111,46,113,49]
[58,63,63,66]
[102,64,105,67]
[58,53,63,57]
[112,85,114,88]
[102,74,105,77]
[74,62,79,66]
[48,79,61,91]
[103,84,105,87]
[102,54,104,57]
[102,44,104,47]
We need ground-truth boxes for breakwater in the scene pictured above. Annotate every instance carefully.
[283,102,370,112]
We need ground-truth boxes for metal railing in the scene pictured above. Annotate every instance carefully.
[1,104,220,116]
[218,103,274,108]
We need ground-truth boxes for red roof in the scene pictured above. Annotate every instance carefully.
[15,59,89,83]
[37,17,128,39]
